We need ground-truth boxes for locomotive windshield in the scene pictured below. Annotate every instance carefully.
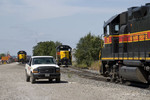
[59,47,70,51]
[18,51,26,54]
[56,45,72,52]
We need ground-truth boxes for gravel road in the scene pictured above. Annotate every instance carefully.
[0,63,150,100]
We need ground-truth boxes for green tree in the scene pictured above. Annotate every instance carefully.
[0,53,6,59]
[33,41,62,58]
[74,32,103,67]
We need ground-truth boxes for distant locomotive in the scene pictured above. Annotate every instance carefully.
[17,51,27,63]
[100,3,150,83]
[56,45,72,67]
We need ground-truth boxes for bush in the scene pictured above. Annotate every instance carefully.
[74,32,103,67]
[33,41,62,58]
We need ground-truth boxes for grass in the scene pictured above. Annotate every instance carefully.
[72,61,102,71]
[68,73,72,78]
[72,61,88,69]
[88,61,101,71]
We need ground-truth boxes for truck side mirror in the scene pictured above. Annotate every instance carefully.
[29,63,31,66]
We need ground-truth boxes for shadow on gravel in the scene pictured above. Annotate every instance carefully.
[17,63,25,67]
[33,80,68,84]
[125,81,150,89]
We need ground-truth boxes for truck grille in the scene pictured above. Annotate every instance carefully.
[38,67,56,73]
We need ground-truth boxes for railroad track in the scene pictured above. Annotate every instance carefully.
[61,66,150,90]
[61,66,106,82]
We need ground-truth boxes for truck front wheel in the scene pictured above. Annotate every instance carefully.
[56,77,60,83]
[31,73,35,84]
[25,71,30,82]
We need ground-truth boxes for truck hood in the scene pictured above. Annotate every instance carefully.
[32,64,59,69]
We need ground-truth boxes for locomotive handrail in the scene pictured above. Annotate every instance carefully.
[99,34,104,60]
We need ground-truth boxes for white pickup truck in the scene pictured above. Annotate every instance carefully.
[25,56,60,83]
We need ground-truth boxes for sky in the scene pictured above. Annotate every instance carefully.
[0,0,149,56]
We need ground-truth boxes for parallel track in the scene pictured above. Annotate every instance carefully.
[61,66,106,81]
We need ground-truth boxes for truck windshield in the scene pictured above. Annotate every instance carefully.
[32,57,56,65]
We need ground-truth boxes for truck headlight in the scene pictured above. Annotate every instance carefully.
[56,68,60,73]
[33,68,39,73]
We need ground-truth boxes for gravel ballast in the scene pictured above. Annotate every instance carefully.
[0,63,150,100]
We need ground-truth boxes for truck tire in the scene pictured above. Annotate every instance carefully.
[26,72,30,82]
[56,77,60,83]
[31,73,35,84]
[48,79,52,82]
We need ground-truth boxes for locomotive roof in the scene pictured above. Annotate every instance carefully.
[17,50,26,54]
[103,14,119,27]
[104,3,150,28]
[56,45,71,49]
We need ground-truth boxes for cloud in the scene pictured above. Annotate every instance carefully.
[0,0,124,21]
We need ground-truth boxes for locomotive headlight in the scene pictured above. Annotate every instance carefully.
[33,68,39,73]
[56,68,60,73]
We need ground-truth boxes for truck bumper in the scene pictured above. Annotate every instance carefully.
[32,73,60,79]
